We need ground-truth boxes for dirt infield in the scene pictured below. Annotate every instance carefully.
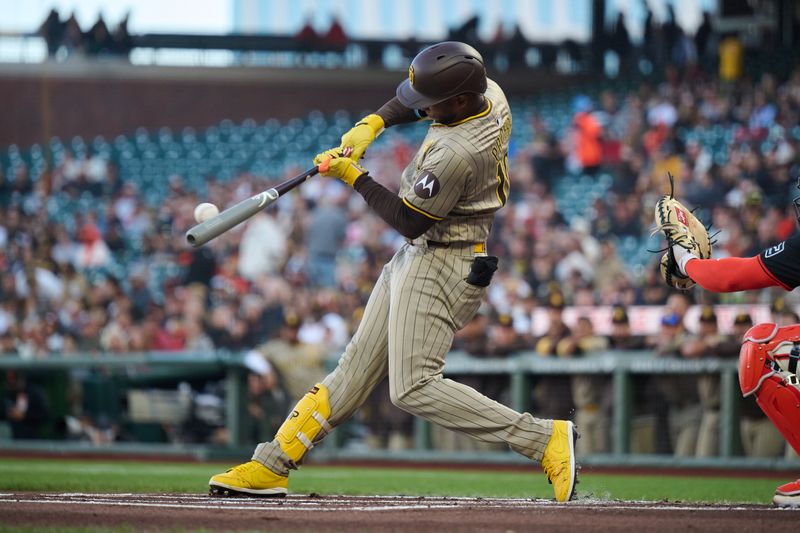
[0,493,796,532]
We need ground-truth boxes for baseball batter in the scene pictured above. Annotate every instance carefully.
[209,41,578,502]
[667,179,800,507]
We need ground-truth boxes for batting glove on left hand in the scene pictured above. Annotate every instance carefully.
[314,149,368,187]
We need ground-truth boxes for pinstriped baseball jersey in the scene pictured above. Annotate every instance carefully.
[251,76,555,481]
[400,79,511,244]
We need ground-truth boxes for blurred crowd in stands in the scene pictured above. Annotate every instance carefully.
[35,2,792,78]
[38,8,132,60]
[3,18,800,457]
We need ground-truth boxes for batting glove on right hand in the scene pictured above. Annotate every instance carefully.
[339,114,384,161]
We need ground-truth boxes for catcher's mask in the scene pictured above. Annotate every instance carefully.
[794,176,800,226]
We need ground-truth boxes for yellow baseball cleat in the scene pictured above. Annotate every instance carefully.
[541,420,578,502]
[208,460,288,497]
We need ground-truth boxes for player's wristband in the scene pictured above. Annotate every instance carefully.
[677,252,699,276]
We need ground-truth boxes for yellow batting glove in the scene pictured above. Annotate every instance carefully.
[339,114,385,161]
[314,149,368,187]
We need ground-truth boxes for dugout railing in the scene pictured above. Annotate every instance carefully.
[0,350,797,470]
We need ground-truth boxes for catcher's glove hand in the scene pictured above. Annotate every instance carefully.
[653,173,713,290]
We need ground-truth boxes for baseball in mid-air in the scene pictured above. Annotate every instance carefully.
[193,202,219,223]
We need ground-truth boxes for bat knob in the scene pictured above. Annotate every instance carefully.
[318,155,333,173]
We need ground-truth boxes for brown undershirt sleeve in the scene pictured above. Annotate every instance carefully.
[375,97,426,128]
[353,175,435,239]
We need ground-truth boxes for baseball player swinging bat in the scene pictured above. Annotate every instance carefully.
[185,165,320,247]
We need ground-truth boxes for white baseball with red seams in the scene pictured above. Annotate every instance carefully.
[193,202,219,223]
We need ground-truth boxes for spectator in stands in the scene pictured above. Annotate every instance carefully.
[38,8,63,58]
[533,291,573,420]
[606,304,647,350]
[61,12,84,57]
[84,14,114,57]
[568,95,603,175]
[680,305,738,456]
[294,17,319,58]
[152,316,186,351]
[322,15,348,54]
[662,4,681,67]
[238,210,287,282]
[718,32,743,83]
[183,318,214,352]
[99,309,134,352]
[2,371,50,439]
[604,305,652,453]
[506,24,528,70]
[486,312,529,357]
[592,241,626,292]
[242,350,286,443]
[694,11,714,61]
[777,308,800,327]
[609,13,632,71]
[529,115,565,191]
[649,310,701,456]
[0,331,17,356]
[558,316,610,454]
[183,246,217,289]
[485,21,507,71]
[304,192,347,289]
[253,313,326,405]
[73,223,111,269]
[111,12,132,57]
[640,0,658,69]
[770,298,792,324]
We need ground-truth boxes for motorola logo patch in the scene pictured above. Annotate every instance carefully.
[414,171,440,199]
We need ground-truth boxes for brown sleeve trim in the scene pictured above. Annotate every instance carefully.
[353,175,435,239]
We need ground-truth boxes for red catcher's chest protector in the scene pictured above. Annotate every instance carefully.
[738,323,800,454]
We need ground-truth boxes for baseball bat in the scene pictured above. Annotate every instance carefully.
[186,165,319,247]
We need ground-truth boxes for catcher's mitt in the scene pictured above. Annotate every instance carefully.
[653,174,713,290]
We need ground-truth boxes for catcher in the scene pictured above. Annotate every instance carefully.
[655,175,800,508]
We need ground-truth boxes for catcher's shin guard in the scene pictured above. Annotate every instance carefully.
[276,383,332,462]
[738,323,800,455]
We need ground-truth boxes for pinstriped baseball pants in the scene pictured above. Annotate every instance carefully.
[253,242,553,475]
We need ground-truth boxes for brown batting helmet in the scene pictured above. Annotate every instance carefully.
[396,41,487,109]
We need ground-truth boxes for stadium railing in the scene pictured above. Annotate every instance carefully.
[1,349,798,471]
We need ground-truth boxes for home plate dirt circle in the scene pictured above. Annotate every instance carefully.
[0,493,796,532]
